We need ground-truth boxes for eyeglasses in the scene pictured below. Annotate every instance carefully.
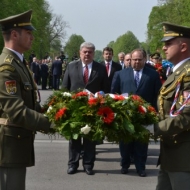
[125,59,131,61]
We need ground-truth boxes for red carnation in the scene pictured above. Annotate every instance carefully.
[131,95,143,102]
[72,91,88,99]
[97,107,114,124]
[55,107,67,120]
[114,95,125,101]
[148,106,156,113]
[138,105,147,114]
[88,98,98,106]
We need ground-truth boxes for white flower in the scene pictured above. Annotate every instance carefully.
[47,106,53,113]
[141,106,147,113]
[61,92,71,97]
[81,125,91,134]
[108,94,115,98]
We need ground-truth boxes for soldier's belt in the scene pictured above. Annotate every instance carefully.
[0,118,20,127]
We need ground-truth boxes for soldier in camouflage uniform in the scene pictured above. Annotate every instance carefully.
[0,10,51,190]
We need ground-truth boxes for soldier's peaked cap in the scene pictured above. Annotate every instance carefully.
[161,22,190,42]
[0,10,35,31]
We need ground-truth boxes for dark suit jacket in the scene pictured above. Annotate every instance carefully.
[30,61,36,74]
[111,66,162,109]
[52,60,62,76]
[101,61,122,92]
[62,59,109,94]
[41,63,49,77]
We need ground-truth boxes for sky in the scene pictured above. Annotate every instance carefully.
[46,0,158,51]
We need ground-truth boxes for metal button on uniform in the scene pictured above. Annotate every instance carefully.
[18,135,20,138]
[174,140,177,143]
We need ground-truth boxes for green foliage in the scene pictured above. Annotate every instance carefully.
[112,31,140,61]
[147,0,190,56]
[64,34,85,62]
[0,0,67,61]
[94,50,103,62]
[107,41,115,48]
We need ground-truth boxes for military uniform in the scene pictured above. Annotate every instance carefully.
[156,61,190,171]
[155,22,190,190]
[0,10,51,190]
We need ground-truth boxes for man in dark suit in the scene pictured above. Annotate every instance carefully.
[52,56,62,90]
[111,48,162,177]
[155,22,190,190]
[124,53,131,68]
[41,59,49,90]
[62,42,109,175]
[101,47,122,92]
[118,52,125,69]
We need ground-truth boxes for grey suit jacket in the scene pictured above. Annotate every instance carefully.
[62,59,109,94]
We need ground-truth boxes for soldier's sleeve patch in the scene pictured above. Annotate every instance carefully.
[0,65,15,72]
[5,80,17,95]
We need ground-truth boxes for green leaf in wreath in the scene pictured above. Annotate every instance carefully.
[73,133,79,139]
[123,119,135,134]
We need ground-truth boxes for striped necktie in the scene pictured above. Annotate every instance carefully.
[135,71,140,87]
[83,65,89,84]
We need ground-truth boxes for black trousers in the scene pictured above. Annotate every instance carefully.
[119,140,148,172]
[68,138,96,169]
[0,167,26,190]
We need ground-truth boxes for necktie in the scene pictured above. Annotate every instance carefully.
[106,62,109,74]
[121,62,123,69]
[135,71,140,87]
[83,65,89,84]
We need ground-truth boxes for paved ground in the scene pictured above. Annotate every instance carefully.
[25,88,160,190]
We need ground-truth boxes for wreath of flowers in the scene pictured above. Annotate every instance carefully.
[42,90,159,143]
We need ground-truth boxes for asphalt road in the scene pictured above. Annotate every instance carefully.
[26,88,160,190]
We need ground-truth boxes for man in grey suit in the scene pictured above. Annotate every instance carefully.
[111,48,162,177]
[62,42,109,175]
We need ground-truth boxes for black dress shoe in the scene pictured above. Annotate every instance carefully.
[67,167,77,174]
[84,168,94,175]
[138,170,146,177]
[121,168,128,174]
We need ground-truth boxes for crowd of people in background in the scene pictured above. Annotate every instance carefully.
[27,51,68,90]
[26,48,172,92]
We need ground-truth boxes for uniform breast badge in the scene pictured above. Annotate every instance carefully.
[5,80,17,95]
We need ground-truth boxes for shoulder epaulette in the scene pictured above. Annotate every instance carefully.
[184,64,190,74]
[0,65,15,72]
[4,54,13,64]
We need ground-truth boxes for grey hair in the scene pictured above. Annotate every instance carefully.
[80,42,95,51]
[118,52,125,56]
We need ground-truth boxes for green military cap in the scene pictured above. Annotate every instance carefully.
[151,52,160,59]
[161,22,190,42]
[0,10,35,31]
